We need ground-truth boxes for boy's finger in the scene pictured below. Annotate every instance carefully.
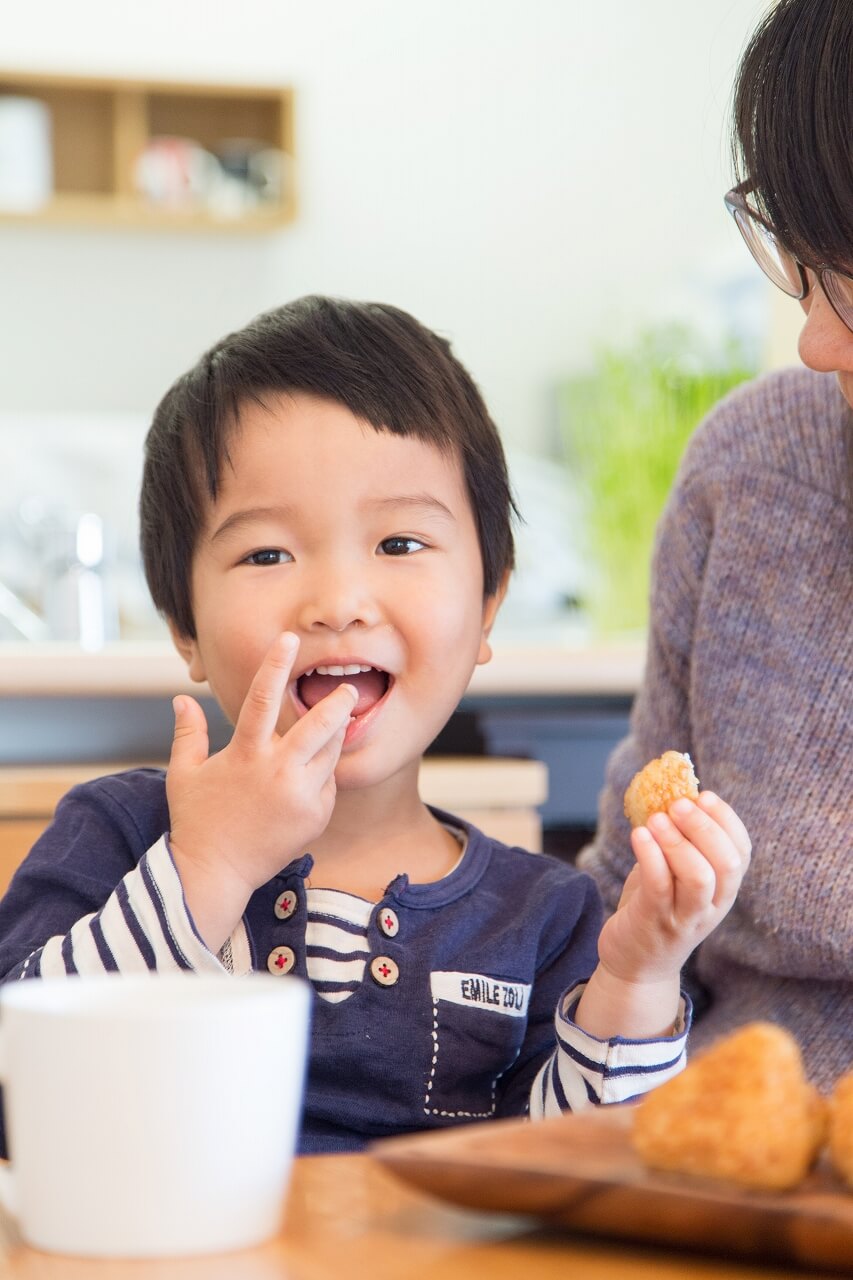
[233,633,299,749]
[646,810,717,917]
[286,683,358,764]
[654,801,744,911]
[628,827,674,906]
[696,791,752,867]
[169,695,210,772]
[307,720,349,781]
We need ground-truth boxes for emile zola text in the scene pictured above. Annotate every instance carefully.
[460,977,526,1011]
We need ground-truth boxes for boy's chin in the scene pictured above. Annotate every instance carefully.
[332,754,421,796]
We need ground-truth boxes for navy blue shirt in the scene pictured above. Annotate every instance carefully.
[0,769,688,1155]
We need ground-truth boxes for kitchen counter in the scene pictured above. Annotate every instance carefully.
[0,638,644,697]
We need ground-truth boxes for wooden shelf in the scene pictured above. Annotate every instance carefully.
[0,69,296,232]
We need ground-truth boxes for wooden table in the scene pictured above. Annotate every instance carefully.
[0,1151,841,1280]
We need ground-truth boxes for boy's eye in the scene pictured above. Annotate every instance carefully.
[378,536,426,556]
[243,549,293,566]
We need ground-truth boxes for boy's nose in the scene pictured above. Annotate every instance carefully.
[296,571,381,634]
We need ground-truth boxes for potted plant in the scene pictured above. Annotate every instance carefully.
[559,326,754,635]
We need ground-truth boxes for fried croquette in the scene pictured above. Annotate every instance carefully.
[829,1071,853,1188]
[631,1023,826,1191]
[623,750,700,828]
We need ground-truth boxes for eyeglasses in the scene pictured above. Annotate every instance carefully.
[724,182,853,334]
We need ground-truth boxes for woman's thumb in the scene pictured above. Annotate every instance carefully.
[169,694,209,769]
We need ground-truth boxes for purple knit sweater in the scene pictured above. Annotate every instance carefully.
[581,366,852,1089]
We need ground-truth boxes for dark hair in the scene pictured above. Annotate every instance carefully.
[140,296,516,638]
[732,0,853,273]
[732,0,853,506]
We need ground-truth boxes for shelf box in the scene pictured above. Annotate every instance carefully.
[0,70,296,232]
[147,91,287,154]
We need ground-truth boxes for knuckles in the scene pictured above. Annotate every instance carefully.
[680,862,717,895]
[716,848,746,879]
[172,723,198,741]
[246,685,279,713]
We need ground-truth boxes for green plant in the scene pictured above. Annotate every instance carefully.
[559,327,754,634]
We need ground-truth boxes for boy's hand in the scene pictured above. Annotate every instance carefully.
[166,632,357,953]
[576,793,751,1040]
[598,792,751,983]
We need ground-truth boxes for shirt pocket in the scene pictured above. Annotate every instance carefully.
[424,970,532,1120]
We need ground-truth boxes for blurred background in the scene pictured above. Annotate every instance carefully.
[0,0,798,648]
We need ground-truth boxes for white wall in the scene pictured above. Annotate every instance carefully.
[0,0,772,454]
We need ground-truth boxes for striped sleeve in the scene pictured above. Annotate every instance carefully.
[8,837,226,981]
[528,982,690,1119]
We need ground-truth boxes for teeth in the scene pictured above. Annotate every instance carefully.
[305,663,375,677]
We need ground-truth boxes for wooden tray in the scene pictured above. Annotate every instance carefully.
[372,1107,853,1273]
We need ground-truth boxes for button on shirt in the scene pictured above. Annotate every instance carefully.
[274,890,297,920]
[378,908,399,938]
[267,945,296,975]
[370,955,399,986]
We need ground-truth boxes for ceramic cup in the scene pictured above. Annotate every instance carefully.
[0,971,311,1257]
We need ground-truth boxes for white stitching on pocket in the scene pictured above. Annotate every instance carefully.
[423,999,497,1118]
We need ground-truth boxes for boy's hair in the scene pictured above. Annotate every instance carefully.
[140,296,517,639]
[731,0,853,274]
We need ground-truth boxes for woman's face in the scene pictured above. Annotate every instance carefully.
[797,280,853,411]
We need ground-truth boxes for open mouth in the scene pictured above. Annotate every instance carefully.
[296,664,392,718]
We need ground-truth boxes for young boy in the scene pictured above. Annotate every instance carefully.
[0,297,750,1151]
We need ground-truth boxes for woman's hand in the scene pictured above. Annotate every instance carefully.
[166,632,357,954]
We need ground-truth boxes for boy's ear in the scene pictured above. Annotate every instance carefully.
[167,620,207,684]
[476,571,510,667]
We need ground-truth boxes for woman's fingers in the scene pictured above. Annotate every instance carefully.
[233,633,299,750]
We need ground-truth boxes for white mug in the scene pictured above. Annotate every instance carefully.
[0,972,311,1257]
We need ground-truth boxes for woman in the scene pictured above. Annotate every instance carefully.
[582,0,852,1089]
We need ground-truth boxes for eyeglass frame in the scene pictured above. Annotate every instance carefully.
[724,180,853,334]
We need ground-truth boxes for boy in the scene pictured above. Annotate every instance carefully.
[0,297,750,1151]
